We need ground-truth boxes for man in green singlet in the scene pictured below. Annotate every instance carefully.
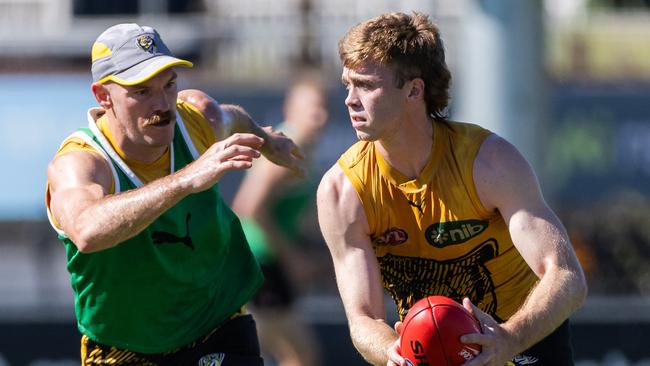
[45,23,304,365]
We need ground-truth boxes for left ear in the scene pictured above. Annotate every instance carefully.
[407,78,425,101]
[91,82,113,109]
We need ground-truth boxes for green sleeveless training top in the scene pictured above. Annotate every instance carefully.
[56,111,263,353]
[240,122,319,264]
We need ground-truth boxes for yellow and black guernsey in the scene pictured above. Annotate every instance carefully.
[46,102,263,353]
[338,120,538,322]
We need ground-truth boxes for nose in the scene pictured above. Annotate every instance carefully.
[153,90,171,112]
[345,87,361,110]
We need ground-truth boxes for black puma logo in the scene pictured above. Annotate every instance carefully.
[152,213,194,250]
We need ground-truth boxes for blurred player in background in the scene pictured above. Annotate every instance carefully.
[316,12,587,366]
[232,71,328,366]
[45,23,303,365]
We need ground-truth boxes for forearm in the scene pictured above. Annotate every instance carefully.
[70,171,193,252]
[349,315,397,366]
[221,104,268,140]
[222,104,289,161]
[503,265,586,353]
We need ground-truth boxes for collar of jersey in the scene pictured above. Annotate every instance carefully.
[375,120,445,194]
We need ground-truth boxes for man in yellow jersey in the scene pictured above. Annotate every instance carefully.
[46,23,303,365]
[316,12,587,366]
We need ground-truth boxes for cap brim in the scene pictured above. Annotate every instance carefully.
[99,55,193,86]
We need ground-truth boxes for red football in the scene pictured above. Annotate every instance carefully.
[399,296,482,366]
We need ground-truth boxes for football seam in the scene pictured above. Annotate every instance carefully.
[430,301,453,366]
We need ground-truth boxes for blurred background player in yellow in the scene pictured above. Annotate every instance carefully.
[232,71,328,366]
[45,23,303,365]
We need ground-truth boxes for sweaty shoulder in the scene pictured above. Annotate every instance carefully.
[473,133,539,213]
[317,163,369,234]
[47,148,114,230]
[49,133,115,195]
[319,163,352,202]
[48,149,113,191]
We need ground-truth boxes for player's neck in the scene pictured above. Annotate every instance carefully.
[117,137,169,165]
[105,116,169,165]
[376,114,433,180]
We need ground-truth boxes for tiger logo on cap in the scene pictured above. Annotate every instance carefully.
[136,35,156,53]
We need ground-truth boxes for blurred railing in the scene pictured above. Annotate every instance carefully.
[1,0,650,83]
[0,0,72,41]
[546,10,650,81]
[0,0,458,83]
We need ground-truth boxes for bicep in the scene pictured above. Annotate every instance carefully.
[508,203,575,278]
[47,151,112,234]
[317,165,385,320]
[474,135,576,277]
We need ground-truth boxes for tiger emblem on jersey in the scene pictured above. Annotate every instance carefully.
[378,239,501,321]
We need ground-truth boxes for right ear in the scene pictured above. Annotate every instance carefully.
[91,82,112,109]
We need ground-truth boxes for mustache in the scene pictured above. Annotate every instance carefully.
[143,111,174,126]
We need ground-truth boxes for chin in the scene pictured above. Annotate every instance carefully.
[355,131,377,142]
[145,133,174,147]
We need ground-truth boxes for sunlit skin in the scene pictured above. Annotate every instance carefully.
[91,68,179,164]
[342,61,410,143]
[342,60,433,180]
[319,13,587,366]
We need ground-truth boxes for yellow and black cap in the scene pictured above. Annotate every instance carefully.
[91,23,193,85]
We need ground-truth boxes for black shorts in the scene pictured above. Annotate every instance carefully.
[250,262,295,309]
[81,314,263,366]
[508,320,574,366]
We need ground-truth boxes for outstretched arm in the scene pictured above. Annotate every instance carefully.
[317,164,397,366]
[461,134,587,366]
[48,132,264,253]
[179,89,304,176]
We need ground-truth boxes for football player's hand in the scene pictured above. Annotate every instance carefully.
[460,298,517,366]
[387,321,406,366]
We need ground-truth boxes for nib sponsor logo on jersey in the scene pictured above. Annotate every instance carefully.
[374,227,409,246]
[425,220,488,248]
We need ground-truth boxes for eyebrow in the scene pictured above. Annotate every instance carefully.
[342,73,375,85]
[167,71,178,84]
[132,72,178,90]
